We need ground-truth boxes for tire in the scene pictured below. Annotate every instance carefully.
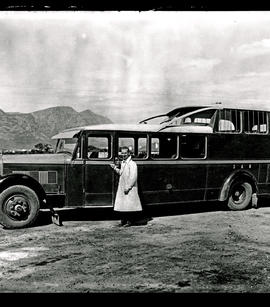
[0,185,40,229]
[227,181,252,211]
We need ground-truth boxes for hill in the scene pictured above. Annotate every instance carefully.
[0,106,112,150]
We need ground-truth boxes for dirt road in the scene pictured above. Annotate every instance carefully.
[0,200,270,293]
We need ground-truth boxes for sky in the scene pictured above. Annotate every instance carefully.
[1,11,270,123]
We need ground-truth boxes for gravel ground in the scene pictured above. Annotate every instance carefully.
[1,200,270,293]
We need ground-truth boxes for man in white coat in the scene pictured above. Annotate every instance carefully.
[110,146,143,227]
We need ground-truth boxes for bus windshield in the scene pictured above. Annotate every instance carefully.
[55,138,78,154]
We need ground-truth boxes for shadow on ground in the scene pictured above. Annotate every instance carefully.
[35,202,224,227]
[33,196,270,228]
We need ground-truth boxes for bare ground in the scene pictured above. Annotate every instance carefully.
[1,199,270,293]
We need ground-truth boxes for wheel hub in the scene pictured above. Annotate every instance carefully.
[232,187,245,204]
[234,191,240,197]
[4,195,30,220]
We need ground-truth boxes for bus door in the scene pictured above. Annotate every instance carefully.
[84,133,114,207]
[65,137,84,207]
[66,159,84,207]
[138,133,180,204]
[116,134,148,204]
[175,134,208,202]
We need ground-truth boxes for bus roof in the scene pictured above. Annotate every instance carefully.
[165,103,270,114]
[51,123,214,139]
[51,103,270,140]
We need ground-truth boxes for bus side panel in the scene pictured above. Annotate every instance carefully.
[208,134,248,160]
[205,133,270,200]
[171,163,207,202]
[208,134,270,160]
[137,164,174,204]
[3,162,65,195]
[205,165,233,200]
[257,164,270,194]
[205,164,259,200]
[137,162,207,204]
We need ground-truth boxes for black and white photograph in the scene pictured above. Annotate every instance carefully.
[1,8,270,294]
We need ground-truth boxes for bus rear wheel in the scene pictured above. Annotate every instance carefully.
[227,181,252,211]
[0,185,40,229]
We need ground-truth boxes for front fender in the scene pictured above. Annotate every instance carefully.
[0,173,47,205]
[219,170,258,201]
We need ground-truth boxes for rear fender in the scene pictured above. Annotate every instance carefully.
[0,173,47,206]
[219,170,258,201]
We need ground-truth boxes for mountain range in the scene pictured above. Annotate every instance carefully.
[0,106,112,150]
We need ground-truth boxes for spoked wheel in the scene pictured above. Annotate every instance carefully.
[227,182,252,211]
[0,185,40,229]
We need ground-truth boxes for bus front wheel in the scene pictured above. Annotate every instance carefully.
[227,181,252,211]
[0,185,40,229]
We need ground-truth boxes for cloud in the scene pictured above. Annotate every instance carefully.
[232,39,270,58]
[182,58,221,70]
[2,11,270,123]
[235,71,270,78]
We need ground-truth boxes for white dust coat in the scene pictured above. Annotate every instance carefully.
[113,156,142,212]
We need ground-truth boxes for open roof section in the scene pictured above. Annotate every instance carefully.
[166,105,211,118]
[139,104,216,124]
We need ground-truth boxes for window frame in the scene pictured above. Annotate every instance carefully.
[243,110,269,135]
[72,134,83,160]
[150,133,179,160]
[136,136,149,160]
[85,132,112,160]
[215,108,242,134]
[181,109,217,127]
[179,134,208,160]
[117,134,149,160]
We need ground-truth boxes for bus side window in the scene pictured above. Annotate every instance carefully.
[118,136,148,159]
[87,136,110,159]
[244,110,268,134]
[137,137,147,159]
[118,137,135,159]
[218,119,235,131]
[180,135,206,159]
[217,109,240,133]
[151,136,177,159]
[151,138,160,158]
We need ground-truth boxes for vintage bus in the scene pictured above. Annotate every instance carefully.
[0,103,268,229]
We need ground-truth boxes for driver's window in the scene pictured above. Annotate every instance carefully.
[87,136,111,159]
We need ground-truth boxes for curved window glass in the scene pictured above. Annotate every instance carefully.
[55,138,78,154]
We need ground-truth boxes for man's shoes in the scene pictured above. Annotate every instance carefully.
[117,220,127,227]
[116,220,134,227]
